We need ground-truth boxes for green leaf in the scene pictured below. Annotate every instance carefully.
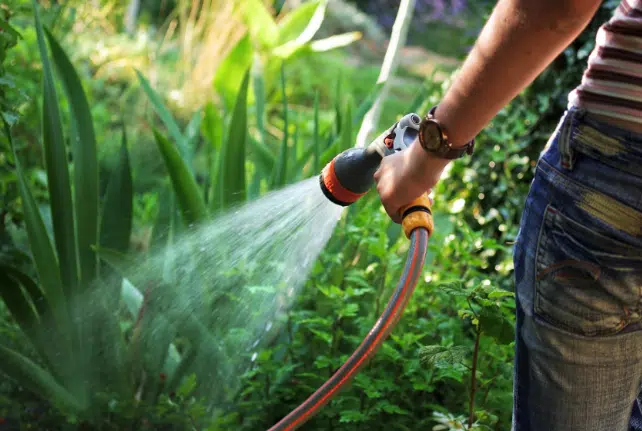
[290,139,316,179]
[33,0,78,294]
[353,82,384,127]
[202,102,223,151]
[271,64,288,188]
[0,271,39,329]
[99,129,133,253]
[184,109,202,156]
[313,90,320,173]
[0,343,83,413]
[136,70,185,157]
[153,129,208,226]
[177,373,197,398]
[276,0,323,45]
[241,0,279,48]
[340,95,354,151]
[214,35,253,112]
[202,103,223,206]
[220,68,249,208]
[0,18,22,40]
[11,140,67,326]
[419,345,469,367]
[151,184,173,251]
[272,0,325,58]
[488,289,515,299]
[45,28,98,285]
[252,56,267,147]
[94,247,135,280]
[0,264,48,317]
[248,135,276,175]
[479,307,514,345]
[339,410,368,423]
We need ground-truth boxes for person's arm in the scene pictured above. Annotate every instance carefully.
[431,0,603,148]
[375,0,603,221]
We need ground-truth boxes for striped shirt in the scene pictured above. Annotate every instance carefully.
[568,0,642,124]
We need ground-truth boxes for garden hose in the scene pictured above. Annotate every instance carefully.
[268,115,434,431]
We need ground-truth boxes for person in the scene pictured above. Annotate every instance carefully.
[373,0,642,430]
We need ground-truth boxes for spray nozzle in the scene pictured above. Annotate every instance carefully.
[319,113,433,238]
[319,113,421,206]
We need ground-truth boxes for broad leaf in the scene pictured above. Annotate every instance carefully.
[241,0,279,49]
[419,345,469,367]
[275,0,325,46]
[479,307,514,345]
[214,35,253,113]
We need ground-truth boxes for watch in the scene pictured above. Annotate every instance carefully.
[418,105,475,159]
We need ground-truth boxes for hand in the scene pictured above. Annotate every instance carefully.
[373,140,449,223]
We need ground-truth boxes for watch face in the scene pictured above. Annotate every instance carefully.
[421,120,442,151]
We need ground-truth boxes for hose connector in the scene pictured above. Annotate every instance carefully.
[399,193,433,239]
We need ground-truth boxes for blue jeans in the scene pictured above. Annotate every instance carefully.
[512,106,642,431]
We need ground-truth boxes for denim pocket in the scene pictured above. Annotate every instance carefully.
[534,204,642,337]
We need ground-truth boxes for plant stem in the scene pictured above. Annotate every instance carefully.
[469,325,482,429]
[355,0,416,148]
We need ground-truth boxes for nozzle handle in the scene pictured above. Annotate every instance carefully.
[399,194,434,239]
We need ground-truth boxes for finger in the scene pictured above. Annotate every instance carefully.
[384,204,401,224]
[373,166,381,180]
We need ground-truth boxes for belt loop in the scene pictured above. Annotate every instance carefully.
[559,108,579,171]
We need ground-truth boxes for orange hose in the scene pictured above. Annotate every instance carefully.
[267,227,430,431]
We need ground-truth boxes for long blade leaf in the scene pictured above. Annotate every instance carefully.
[313,90,320,173]
[33,0,78,294]
[214,35,253,112]
[220,69,250,208]
[341,95,354,151]
[248,135,276,175]
[0,265,48,317]
[11,139,68,328]
[271,64,289,188]
[0,271,39,330]
[153,129,208,225]
[99,128,133,253]
[0,344,83,413]
[136,70,186,158]
[45,28,98,285]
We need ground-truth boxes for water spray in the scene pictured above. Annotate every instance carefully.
[268,114,434,431]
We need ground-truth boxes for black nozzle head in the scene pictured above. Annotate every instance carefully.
[319,147,383,206]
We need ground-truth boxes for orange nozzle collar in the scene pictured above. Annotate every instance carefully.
[320,159,367,206]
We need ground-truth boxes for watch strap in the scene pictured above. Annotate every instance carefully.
[420,105,475,160]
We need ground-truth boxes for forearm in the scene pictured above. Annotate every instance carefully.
[432,0,602,147]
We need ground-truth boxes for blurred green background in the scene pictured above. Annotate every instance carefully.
[0,1,618,430]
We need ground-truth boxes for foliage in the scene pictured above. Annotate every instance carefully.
[0,0,621,430]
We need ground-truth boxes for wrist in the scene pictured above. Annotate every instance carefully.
[408,138,450,183]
